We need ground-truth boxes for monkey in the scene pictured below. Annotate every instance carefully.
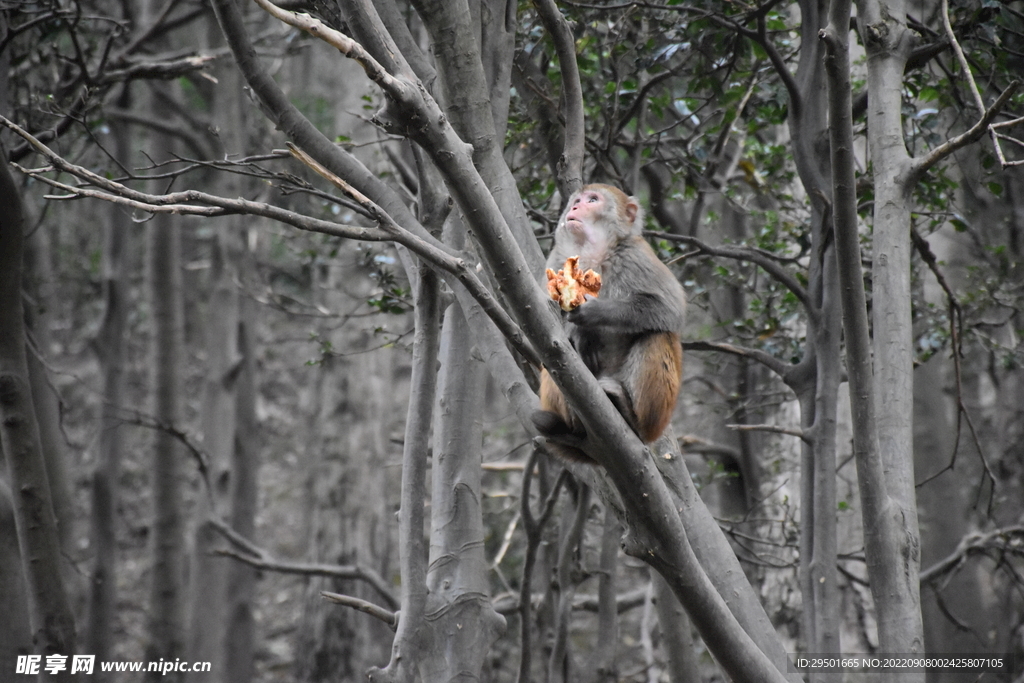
[532,183,686,464]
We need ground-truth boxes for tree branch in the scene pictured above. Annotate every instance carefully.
[533,0,584,194]
[919,526,1024,584]
[287,144,541,368]
[682,340,792,378]
[207,531,399,610]
[321,591,398,628]
[252,0,408,96]
[654,231,814,316]
[907,81,1020,182]
[1,116,541,369]
[726,423,808,443]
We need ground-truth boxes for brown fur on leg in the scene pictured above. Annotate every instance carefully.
[629,332,683,443]
[533,369,596,464]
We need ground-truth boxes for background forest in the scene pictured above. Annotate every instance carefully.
[1,0,1024,682]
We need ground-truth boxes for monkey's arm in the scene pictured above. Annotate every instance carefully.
[567,291,684,333]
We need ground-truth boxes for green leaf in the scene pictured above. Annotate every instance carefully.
[987,182,1003,197]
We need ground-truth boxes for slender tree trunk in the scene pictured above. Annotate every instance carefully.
[549,485,589,683]
[144,212,187,682]
[783,1,842,673]
[23,224,76,580]
[593,504,620,683]
[652,573,701,683]
[369,259,442,683]
[0,479,33,666]
[187,228,238,682]
[856,0,925,656]
[0,145,77,683]
[143,117,187,681]
[140,2,187,678]
[217,60,258,683]
[225,277,258,683]
[88,86,132,677]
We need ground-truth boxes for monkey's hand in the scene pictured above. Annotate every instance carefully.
[546,256,601,311]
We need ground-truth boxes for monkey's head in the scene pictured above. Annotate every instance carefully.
[561,184,642,248]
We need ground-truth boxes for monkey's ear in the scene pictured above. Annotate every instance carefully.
[624,198,640,225]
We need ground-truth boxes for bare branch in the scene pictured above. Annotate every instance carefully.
[287,144,542,368]
[1,117,542,368]
[97,53,218,84]
[321,591,398,629]
[911,82,1019,179]
[939,0,986,118]
[910,228,997,509]
[652,231,813,316]
[532,0,584,193]
[726,423,808,443]
[919,526,1024,584]
[210,543,399,610]
[206,518,263,558]
[5,154,388,242]
[682,340,792,378]
[252,0,407,96]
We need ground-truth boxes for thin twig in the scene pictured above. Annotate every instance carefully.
[726,423,808,443]
[683,340,791,378]
[911,228,997,512]
[652,231,813,317]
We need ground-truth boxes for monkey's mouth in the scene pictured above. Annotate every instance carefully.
[564,219,585,233]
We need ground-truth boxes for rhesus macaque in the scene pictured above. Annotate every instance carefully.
[533,183,686,464]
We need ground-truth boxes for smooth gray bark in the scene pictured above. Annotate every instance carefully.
[368,261,442,683]
[418,301,506,681]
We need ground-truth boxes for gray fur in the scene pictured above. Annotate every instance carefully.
[536,185,686,454]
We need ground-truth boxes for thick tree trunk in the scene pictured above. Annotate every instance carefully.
[855,0,925,664]
[826,2,925,677]
[419,301,506,681]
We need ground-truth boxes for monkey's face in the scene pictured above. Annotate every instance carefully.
[561,189,611,250]
[564,188,605,233]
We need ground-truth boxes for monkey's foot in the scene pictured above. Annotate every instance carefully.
[531,410,576,437]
